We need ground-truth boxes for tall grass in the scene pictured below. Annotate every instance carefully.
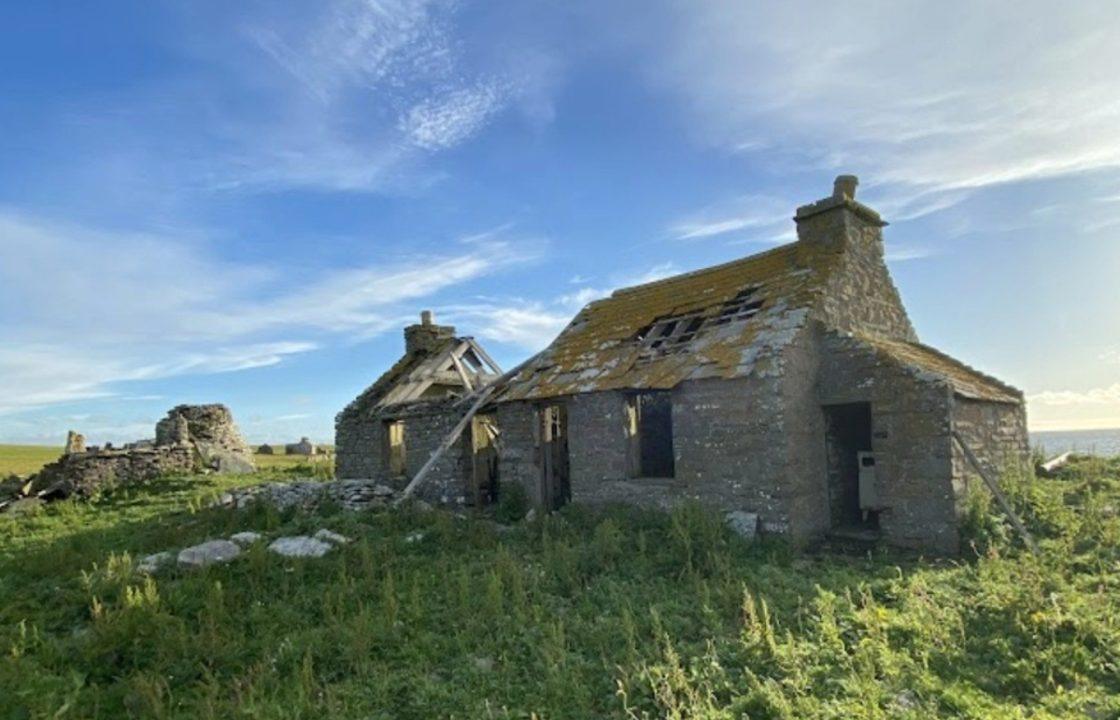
[0,459,1118,718]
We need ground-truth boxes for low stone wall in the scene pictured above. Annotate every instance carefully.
[31,445,195,498]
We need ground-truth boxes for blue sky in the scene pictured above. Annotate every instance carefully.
[2,1,1119,444]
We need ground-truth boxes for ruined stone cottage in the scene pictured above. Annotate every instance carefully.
[336,177,1028,553]
[336,312,503,505]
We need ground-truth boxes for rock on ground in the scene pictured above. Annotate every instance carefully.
[725,511,759,540]
[313,529,351,545]
[229,531,263,546]
[268,536,333,558]
[178,540,241,568]
[137,551,175,574]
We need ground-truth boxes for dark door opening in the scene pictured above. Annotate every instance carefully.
[822,402,874,529]
[625,392,675,478]
[469,413,499,506]
[539,404,570,510]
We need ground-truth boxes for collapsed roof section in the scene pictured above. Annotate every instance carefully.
[338,313,502,418]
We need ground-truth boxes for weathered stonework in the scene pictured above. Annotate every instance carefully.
[337,177,1029,554]
[18,403,254,503]
[31,445,196,499]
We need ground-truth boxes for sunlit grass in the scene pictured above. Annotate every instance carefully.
[0,458,1118,718]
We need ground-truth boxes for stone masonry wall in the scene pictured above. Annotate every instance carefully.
[777,326,833,543]
[335,399,472,504]
[950,397,1030,518]
[798,209,918,342]
[672,376,795,534]
[495,401,539,505]
[567,392,630,501]
[32,446,195,499]
[819,330,960,553]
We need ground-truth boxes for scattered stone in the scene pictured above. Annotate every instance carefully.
[268,536,333,558]
[313,529,351,545]
[177,539,241,568]
[404,531,425,544]
[219,478,400,513]
[523,508,537,522]
[229,531,264,546]
[472,656,495,672]
[257,444,275,455]
[137,551,174,574]
[726,511,759,540]
[890,690,920,712]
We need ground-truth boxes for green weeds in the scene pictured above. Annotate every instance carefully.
[0,459,1118,718]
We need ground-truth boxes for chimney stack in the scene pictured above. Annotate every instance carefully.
[794,174,886,249]
[404,310,455,355]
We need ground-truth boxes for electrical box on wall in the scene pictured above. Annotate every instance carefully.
[858,451,878,510]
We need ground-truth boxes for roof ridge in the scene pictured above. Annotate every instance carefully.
[609,242,800,299]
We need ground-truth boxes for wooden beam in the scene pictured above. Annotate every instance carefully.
[951,431,1039,555]
[394,385,496,505]
[465,338,503,375]
[449,352,475,391]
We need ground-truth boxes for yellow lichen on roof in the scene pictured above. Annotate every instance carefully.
[500,241,842,400]
[856,333,1022,403]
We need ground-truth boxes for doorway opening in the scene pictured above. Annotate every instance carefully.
[469,413,500,506]
[538,403,570,510]
[822,402,875,530]
[625,391,675,478]
[384,419,407,477]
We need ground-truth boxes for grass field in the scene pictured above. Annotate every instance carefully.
[1,458,1118,718]
[0,444,331,477]
[0,445,62,477]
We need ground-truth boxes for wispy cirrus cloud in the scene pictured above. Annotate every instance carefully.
[0,211,539,414]
[621,1,1120,215]
[669,195,791,242]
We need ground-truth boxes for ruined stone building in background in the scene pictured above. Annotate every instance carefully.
[336,177,1029,553]
[335,312,503,505]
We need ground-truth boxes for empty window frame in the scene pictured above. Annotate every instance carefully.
[634,284,766,352]
[625,391,675,478]
[384,420,407,476]
[708,285,765,326]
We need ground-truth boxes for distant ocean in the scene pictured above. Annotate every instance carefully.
[1030,428,1120,458]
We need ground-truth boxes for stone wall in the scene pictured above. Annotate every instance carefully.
[335,399,472,504]
[494,401,540,505]
[31,445,195,498]
[797,206,918,342]
[818,330,960,553]
[568,392,630,499]
[156,404,251,456]
[950,397,1030,517]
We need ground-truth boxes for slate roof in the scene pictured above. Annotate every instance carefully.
[854,333,1022,404]
[497,240,844,401]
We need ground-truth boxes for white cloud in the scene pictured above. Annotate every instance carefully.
[400,82,510,150]
[443,262,684,352]
[669,195,791,241]
[209,0,545,192]
[1029,384,1120,407]
[0,211,535,414]
[624,1,1120,208]
[1028,383,1120,431]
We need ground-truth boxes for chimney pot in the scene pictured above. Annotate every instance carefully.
[833,175,859,200]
